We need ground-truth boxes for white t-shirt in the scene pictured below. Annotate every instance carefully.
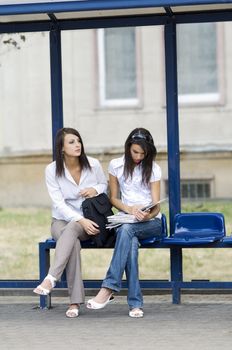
[108,156,162,218]
[46,156,107,222]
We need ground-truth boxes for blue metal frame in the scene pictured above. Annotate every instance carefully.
[49,27,64,157]
[164,21,180,232]
[164,21,182,304]
[2,9,232,35]
[36,237,232,308]
[1,0,232,15]
[1,0,232,302]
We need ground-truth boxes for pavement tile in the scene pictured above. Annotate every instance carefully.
[0,295,232,350]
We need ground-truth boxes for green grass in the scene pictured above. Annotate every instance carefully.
[0,208,50,279]
[0,201,232,281]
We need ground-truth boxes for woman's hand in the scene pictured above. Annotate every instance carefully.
[134,208,151,222]
[78,218,100,235]
[128,205,150,221]
[80,187,98,198]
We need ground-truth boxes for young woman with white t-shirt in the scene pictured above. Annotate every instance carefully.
[87,128,162,318]
[33,128,107,318]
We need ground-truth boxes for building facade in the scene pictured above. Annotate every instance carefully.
[0,22,231,206]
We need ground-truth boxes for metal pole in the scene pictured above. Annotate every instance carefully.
[164,20,182,304]
[49,27,64,159]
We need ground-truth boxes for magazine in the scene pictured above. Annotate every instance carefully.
[106,198,168,229]
[140,198,167,212]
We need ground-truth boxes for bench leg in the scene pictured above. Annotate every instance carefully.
[170,247,183,304]
[39,242,52,309]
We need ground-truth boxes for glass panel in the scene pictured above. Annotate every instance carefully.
[104,27,137,100]
[197,183,204,198]
[181,184,188,198]
[205,183,210,198]
[165,180,169,197]
[177,23,218,95]
[0,32,51,279]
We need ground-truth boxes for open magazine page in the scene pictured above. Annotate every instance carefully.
[106,198,168,229]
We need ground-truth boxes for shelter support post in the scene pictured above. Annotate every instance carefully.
[49,28,64,158]
[39,242,51,309]
[164,21,182,304]
[170,247,183,304]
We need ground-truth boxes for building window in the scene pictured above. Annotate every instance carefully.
[181,180,211,199]
[165,180,211,200]
[98,27,139,107]
[177,23,223,105]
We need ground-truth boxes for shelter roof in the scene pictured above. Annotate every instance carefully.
[1,0,232,25]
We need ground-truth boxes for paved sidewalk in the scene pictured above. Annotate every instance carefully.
[0,294,232,350]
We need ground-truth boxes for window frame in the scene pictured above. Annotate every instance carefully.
[97,27,142,108]
[177,22,225,107]
[165,178,213,200]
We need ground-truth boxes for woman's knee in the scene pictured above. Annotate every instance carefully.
[117,224,134,240]
[129,236,139,256]
[65,221,84,239]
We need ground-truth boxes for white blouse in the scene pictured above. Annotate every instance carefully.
[46,156,107,222]
[108,156,162,217]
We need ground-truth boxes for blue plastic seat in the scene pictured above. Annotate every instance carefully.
[163,212,225,246]
[139,214,168,245]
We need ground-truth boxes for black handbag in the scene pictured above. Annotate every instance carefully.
[82,193,116,247]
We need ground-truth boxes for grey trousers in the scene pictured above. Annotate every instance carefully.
[49,219,89,305]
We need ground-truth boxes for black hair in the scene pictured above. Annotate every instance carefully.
[55,127,91,177]
[123,127,157,185]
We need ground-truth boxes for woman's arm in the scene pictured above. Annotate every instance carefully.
[80,160,107,198]
[91,159,108,195]
[109,174,142,215]
[46,165,100,235]
[131,181,160,221]
[131,181,161,222]
[45,165,83,222]
[109,174,161,220]
[146,180,161,219]
[109,174,130,213]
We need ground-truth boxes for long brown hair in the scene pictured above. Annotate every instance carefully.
[123,128,157,185]
[55,127,91,177]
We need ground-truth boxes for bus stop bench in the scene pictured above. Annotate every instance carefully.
[38,212,230,308]
[38,214,168,308]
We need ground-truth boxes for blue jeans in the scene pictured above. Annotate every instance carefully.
[101,218,162,309]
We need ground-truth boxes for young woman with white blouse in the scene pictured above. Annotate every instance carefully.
[87,128,162,318]
[33,127,107,318]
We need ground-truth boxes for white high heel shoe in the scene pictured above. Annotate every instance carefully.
[33,274,56,296]
[86,294,114,310]
[129,308,144,318]
[66,305,80,318]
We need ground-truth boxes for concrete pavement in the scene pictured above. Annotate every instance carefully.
[0,294,232,350]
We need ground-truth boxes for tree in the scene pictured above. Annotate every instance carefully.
[0,33,26,66]
[2,33,26,49]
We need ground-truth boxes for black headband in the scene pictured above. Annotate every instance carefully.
[131,131,153,143]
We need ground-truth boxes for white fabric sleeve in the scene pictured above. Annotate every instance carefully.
[45,166,82,222]
[108,159,116,177]
[150,163,162,182]
[91,160,108,195]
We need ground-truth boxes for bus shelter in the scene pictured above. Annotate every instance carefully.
[1,0,232,303]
